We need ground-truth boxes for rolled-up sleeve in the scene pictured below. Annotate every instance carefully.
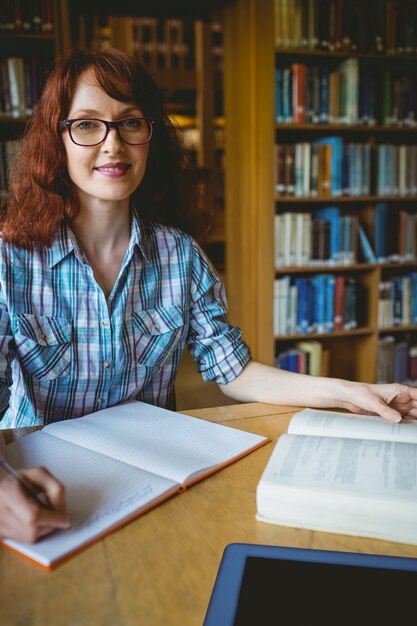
[187,241,251,384]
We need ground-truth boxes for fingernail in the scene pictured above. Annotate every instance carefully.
[389,414,401,423]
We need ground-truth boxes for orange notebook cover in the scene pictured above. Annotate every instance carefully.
[2,401,269,570]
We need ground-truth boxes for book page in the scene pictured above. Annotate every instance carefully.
[4,430,178,567]
[256,433,417,545]
[263,433,417,497]
[288,408,417,443]
[42,401,267,485]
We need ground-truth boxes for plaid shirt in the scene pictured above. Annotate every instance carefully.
[0,211,251,427]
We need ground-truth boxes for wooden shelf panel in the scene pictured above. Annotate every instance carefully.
[275,327,374,341]
[275,195,417,204]
[378,325,417,334]
[275,47,417,62]
[275,263,376,275]
[276,124,417,134]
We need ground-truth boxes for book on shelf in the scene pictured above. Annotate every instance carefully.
[0,0,54,33]
[378,273,417,329]
[275,139,374,199]
[274,0,417,54]
[274,271,360,337]
[3,401,269,569]
[256,407,417,546]
[276,341,330,376]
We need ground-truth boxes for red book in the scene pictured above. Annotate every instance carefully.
[291,63,307,123]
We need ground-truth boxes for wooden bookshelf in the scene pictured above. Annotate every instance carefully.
[223,0,417,385]
[0,1,71,206]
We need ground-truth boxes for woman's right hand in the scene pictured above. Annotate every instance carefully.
[0,464,70,543]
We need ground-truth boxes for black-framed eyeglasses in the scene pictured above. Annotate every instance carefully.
[58,117,155,146]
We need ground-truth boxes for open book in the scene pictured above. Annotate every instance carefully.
[256,407,417,546]
[3,401,268,569]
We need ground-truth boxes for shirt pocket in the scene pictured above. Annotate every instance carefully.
[132,305,184,369]
[14,314,72,380]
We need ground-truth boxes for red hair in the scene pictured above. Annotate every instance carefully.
[3,48,209,248]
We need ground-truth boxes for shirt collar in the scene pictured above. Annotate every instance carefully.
[48,208,151,269]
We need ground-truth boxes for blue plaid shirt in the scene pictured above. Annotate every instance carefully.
[0,210,251,427]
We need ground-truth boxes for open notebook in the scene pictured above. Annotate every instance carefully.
[3,401,269,569]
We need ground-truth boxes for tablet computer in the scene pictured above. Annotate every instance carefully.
[203,543,417,625]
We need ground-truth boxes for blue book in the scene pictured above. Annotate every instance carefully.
[305,278,315,333]
[410,272,417,324]
[324,274,335,332]
[286,349,299,372]
[314,136,343,196]
[275,68,284,122]
[295,277,309,334]
[313,274,326,333]
[282,68,292,122]
[314,207,341,263]
[357,223,377,263]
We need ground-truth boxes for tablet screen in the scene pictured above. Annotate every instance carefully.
[203,544,417,626]
[234,555,416,624]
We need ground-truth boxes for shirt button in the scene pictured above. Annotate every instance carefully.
[38,333,47,343]
[103,361,111,369]
[97,397,103,404]
[154,323,161,331]
[101,320,109,327]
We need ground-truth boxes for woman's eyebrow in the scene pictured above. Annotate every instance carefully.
[69,107,142,118]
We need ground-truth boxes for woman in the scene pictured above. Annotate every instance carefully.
[1,48,416,543]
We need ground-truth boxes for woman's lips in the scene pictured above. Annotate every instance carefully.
[94,163,131,177]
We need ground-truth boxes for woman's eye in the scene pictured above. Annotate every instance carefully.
[122,118,141,129]
[75,120,97,130]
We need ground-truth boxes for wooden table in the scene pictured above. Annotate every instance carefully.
[1,402,417,626]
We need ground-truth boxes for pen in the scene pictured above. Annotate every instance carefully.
[0,457,52,510]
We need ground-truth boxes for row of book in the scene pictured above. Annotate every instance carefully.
[276,334,417,383]
[96,16,224,77]
[378,274,417,328]
[274,0,416,55]
[275,140,370,198]
[273,274,360,336]
[275,340,330,376]
[275,211,362,268]
[275,140,417,198]
[377,334,417,384]
[1,0,54,33]
[0,56,47,118]
[372,202,417,261]
[276,60,416,126]
[376,144,417,196]
[0,140,19,191]
[275,205,417,269]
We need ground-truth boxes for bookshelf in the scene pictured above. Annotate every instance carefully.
[0,1,71,205]
[223,0,417,385]
[67,2,227,271]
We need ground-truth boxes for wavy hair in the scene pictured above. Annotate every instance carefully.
[2,48,210,248]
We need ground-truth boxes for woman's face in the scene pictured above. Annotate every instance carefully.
[62,71,150,209]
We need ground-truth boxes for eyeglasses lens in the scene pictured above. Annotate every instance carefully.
[70,119,151,145]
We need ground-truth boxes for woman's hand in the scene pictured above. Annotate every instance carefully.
[0,464,70,543]
[339,382,417,423]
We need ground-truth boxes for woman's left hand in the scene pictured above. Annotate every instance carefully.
[341,382,417,422]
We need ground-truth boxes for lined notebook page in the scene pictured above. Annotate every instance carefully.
[5,430,178,567]
[42,401,267,484]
